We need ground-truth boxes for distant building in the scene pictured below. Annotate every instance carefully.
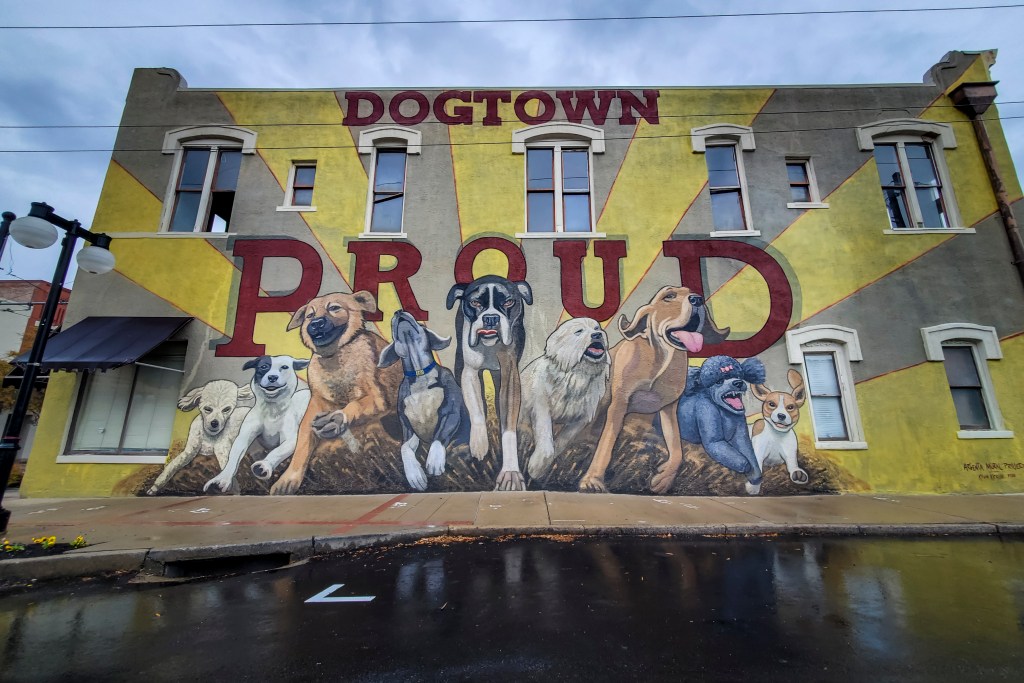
[18,50,1024,500]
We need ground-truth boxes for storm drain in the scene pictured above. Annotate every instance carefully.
[160,552,293,579]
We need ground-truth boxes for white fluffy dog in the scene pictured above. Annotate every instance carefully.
[147,380,254,495]
[520,317,610,479]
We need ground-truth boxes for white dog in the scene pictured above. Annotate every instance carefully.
[747,369,809,495]
[520,317,610,480]
[203,355,311,494]
[146,380,254,495]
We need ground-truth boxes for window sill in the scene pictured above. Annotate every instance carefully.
[787,201,830,209]
[957,429,1014,440]
[515,232,607,240]
[883,227,975,235]
[357,231,409,240]
[126,232,236,239]
[56,454,168,464]
[276,205,317,212]
[709,229,761,238]
[814,440,868,450]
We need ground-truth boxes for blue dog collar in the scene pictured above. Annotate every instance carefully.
[404,360,437,378]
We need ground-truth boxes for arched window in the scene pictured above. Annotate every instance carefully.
[691,123,757,235]
[358,126,422,237]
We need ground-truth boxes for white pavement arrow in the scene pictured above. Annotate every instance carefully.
[304,583,376,603]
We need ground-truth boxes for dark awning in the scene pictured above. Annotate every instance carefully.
[13,316,192,371]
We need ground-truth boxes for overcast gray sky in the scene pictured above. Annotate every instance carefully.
[2,0,1022,285]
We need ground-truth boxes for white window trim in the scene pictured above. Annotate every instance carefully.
[512,123,605,238]
[785,157,830,209]
[921,323,1012,439]
[691,123,757,236]
[277,162,318,212]
[857,118,963,231]
[358,126,420,239]
[159,126,257,234]
[786,324,867,450]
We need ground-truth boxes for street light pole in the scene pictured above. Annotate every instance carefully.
[0,202,114,532]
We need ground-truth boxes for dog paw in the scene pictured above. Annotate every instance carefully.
[745,481,762,496]
[145,485,159,496]
[403,458,428,491]
[312,410,348,439]
[251,460,274,481]
[494,470,526,491]
[425,441,446,476]
[469,425,489,460]
[578,474,608,493]
[270,471,303,495]
[790,468,809,485]
[650,463,680,494]
[526,449,554,480]
[202,474,231,494]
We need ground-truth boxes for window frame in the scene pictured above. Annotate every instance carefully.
[357,126,422,239]
[58,342,188,464]
[856,118,968,234]
[920,323,1013,439]
[159,126,256,234]
[277,162,318,212]
[786,324,867,449]
[512,123,606,239]
[691,123,758,237]
[785,156,829,209]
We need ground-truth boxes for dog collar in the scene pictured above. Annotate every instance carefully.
[404,361,437,378]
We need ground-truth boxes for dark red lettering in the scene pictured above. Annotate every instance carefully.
[454,237,528,284]
[617,89,660,125]
[514,90,556,125]
[661,239,793,358]
[389,91,430,126]
[434,90,473,125]
[348,241,427,321]
[341,91,384,126]
[473,90,511,126]
[215,239,323,357]
[553,240,625,321]
[556,90,617,125]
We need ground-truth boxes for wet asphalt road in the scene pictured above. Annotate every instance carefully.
[2,536,1024,682]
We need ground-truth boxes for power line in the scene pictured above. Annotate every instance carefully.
[2,100,1022,130]
[2,115,1023,153]
[1,4,1022,30]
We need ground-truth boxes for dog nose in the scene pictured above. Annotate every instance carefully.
[266,374,278,383]
[688,294,704,307]
[210,419,220,429]
[482,314,500,328]
[732,379,744,389]
[775,412,788,422]
[307,317,327,333]
[591,331,603,340]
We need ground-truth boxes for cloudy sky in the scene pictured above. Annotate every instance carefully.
[1,0,1022,285]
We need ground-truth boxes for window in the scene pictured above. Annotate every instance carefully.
[66,342,186,456]
[278,163,317,211]
[856,119,964,232]
[512,123,605,238]
[785,157,828,209]
[921,323,1012,439]
[691,123,756,236]
[358,126,422,238]
[786,325,867,449]
[161,126,256,234]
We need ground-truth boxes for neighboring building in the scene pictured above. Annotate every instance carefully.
[18,50,1024,499]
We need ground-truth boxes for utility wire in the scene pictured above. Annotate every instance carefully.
[2,101,1022,130]
[2,115,1023,153]
[1,4,1022,30]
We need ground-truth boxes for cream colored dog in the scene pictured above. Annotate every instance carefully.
[521,317,610,480]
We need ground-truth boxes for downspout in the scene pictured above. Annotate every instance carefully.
[949,81,1024,292]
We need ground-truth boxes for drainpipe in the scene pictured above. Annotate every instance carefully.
[949,81,1024,292]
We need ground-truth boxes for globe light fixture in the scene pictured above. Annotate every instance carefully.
[0,201,115,532]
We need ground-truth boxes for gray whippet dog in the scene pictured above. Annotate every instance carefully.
[378,311,471,491]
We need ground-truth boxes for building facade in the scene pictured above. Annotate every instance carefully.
[18,50,1024,499]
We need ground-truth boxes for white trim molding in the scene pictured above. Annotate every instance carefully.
[920,323,1002,361]
[690,123,756,152]
[855,118,957,151]
[357,126,422,155]
[162,125,258,155]
[511,122,606,154]
[786,324,864,364]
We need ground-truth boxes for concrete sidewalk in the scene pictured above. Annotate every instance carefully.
[3,490,1024,582]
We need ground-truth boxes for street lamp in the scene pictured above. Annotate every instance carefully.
[0,202,115,532]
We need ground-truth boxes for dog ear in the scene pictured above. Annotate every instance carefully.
[242,358,260,371]
[618,304,652,340]
[515,281,533,305]
[426,328,452,351]
[287,305,308,331]
[351,290,378,314]
[740,358,766,385]
[378,342,400,368]
[700,309,730,345]
[292,358,310,372]
[235,385,255,405]
[177,387,204,412]
[787,369,806,407]
[446,284,466,310]
[751,383,772,402]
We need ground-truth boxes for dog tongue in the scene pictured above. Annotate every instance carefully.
[725,395,744,410]
[670,330,704,353]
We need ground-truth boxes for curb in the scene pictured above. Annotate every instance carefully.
[0,549,148,582]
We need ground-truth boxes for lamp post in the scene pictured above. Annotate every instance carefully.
[0,202,115,532]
